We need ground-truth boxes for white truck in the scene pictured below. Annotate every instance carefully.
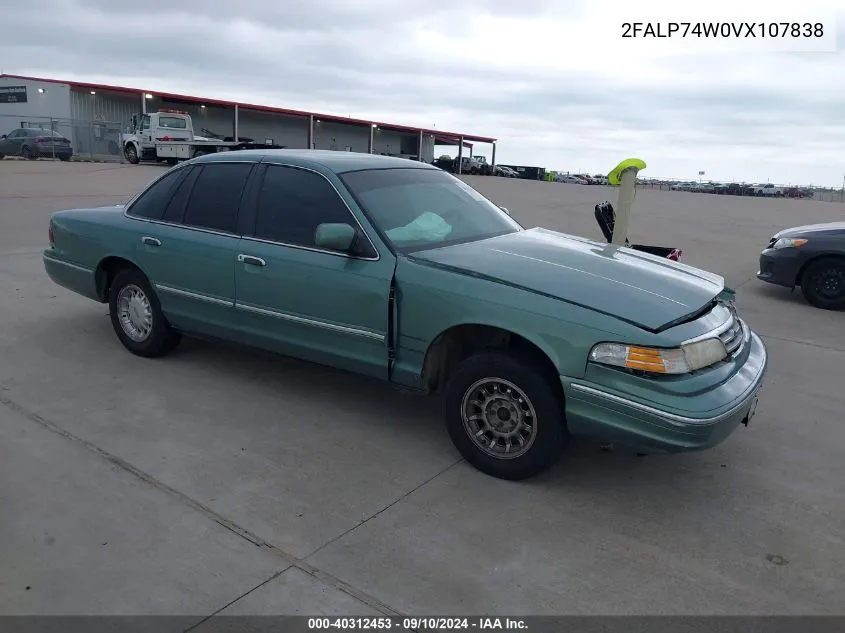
[752,183,784,197]
[122,109,282,165]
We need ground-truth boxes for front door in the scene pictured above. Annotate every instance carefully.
[138,114,153,150]
[233,163,396,380]
[124,162,254,337]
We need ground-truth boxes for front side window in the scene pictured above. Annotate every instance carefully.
[182,163,253,233]
[340,168,521,253]
[140,115,151,131]
[252,165,358,249]
[126,167,188,220]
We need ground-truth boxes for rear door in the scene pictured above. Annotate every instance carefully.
[233,163,396,379]
[125,161,254,337]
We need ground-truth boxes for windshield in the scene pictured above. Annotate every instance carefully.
[340,168,522,253]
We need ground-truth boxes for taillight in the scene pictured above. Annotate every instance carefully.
[48,223,55,245]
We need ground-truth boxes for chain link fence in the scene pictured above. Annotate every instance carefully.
[0,114,125,163]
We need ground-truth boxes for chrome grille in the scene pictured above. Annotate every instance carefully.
[718,311,746,356]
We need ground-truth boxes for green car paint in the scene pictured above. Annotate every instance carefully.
[42,150,767,480]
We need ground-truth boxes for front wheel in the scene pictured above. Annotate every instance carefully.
[801,257,845,310]
[443,352,568,480]
[108,267,181,357]
[124,143,140,164]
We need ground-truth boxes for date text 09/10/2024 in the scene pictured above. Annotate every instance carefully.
[621,22,824,38]
[308,617,528,630]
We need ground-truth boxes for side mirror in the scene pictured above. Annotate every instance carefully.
[315,223,356,252]
[499,206,510,216]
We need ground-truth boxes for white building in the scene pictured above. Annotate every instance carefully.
[0,73,496,164]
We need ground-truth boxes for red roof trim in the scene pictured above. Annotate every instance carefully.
[0,73,497,144]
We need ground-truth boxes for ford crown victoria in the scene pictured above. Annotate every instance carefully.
[43,150,768,480]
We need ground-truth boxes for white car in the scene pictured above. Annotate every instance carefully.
[753,183,784,197]
[556,174,588,184]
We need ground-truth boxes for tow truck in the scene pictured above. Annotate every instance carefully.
[122,109,283,165]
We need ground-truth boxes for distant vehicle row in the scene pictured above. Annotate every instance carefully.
[431,155,522,178]
[667,181,813,198]
[554,173,609,185]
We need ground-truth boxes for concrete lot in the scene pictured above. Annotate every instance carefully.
[1,160,844,619]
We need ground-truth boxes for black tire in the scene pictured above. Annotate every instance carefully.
[443,351,568,480]
[59,155,70,162]
[125,143,140,164]
[108,267,181,357]
[0,152,4,159]
[22,145,37,160]
[800,257,845,310]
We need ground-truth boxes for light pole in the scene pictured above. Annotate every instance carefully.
[37,87,56,160]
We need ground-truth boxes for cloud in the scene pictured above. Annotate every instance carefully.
[0,0,842,185]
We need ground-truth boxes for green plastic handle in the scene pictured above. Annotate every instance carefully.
[607,158,647,185]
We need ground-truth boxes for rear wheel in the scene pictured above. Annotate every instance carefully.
[801,257,845,310]
[59,155,70,162]
[443,351,568,480]
[108,267,181,357]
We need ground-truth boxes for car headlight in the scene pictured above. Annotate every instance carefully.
[772,237,808,249]
[589,338,728,375]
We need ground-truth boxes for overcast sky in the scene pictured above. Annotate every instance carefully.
[1,0,843,186]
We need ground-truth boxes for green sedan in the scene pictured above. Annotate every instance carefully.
[42,150,768,480]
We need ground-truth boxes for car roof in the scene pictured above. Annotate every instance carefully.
[192,149,439,174]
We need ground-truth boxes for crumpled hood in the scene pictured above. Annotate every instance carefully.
[411,228,725,331]
[774,222,845,238]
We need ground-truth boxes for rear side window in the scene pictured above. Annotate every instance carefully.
[127,168,187,220]
[182,163,253,233]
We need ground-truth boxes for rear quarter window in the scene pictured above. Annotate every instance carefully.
[127,168,188,220]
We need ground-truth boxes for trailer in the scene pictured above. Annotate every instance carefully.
[122,109,283,165]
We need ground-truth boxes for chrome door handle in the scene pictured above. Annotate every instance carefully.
[238,254,266,267]
[141,236,161,246]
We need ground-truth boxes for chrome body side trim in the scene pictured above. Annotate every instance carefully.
[43,253,94,274]
[154,284,233,307]
[235,302,385,342]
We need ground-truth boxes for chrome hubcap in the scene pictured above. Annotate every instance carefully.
[116,284,153,342]
[461,378,537,460]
